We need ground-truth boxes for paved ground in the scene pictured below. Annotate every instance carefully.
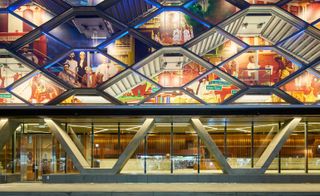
[0,183,320,195]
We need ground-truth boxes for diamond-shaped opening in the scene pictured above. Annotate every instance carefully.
[186,0,240,25]
[282,0,320,24]
[136,53,208,87]
[17,33,69,66]
[156,0,189,6]
[185,72,240,103]
[244,0,281,4]
[281,71,320,104]
[315,64,320,73]
[144,90,200,104]
[103,34,156,66]
[222,13,299,45]
[60,94,111,105]
[0,90,25,105]
[63,0,104,6]
[13,1,56,26]
[315,21,320,29]
[0,13,34,44]
[0,49,33,88]
[233,94,287,104]
[104,71,160,104]
[137,11,209,46]
[105,0,157,25]
[11,72,66,104]
[49,15,121,47]
[47,51,124,88]
[0,0,17,8]
[221,50,300,86]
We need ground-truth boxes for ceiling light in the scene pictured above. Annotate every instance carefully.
[242,23,248,29]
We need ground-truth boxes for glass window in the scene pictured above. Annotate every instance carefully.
[138,11,208,45]
[93,123,119,169]
[47,51,124,88]
[0,138,13,174]
[308,122,320,173]
[0,90,25,105]
[281,71,320,104]
[0,0,17,8]
[103,34,155,66]
[172,123,198,174]
[14,1,55,26]
[61,95,111,105]
[49,15,121,47]
[146,123,171,174]
[17,34,69,66]
[280,123,306,173]
[233,94,287,104]
[222,50,299,86]
[104,71,160,104]
[0,49,33,88]
[315,21,320,30]
[226,121,252,168]
[283,0,320,24]
[185,72,240,104]
[12,73,66,104]
[137,53,207,87]
[63,0,104,6]
[186,0,240,25]
[145,90,200,104]
[0,13,34,44]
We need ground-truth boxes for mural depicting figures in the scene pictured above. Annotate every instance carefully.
[47,51,123,88]
[283,0,320,23]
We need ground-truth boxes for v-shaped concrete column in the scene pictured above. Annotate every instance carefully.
[45,119,91,172]
[255,117,302,172]
[191,118,232,174]
[0,119,19,150]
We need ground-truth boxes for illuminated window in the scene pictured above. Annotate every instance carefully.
[14,1,55,26]
[50,15,121,47]
[281,71,320,104]
[17,34,69,66]
[61,95,111,105]
[12,73,66,104]
[47,51,124,88]
[136,53,208,87]
[138,11,208,45]
[0,0,17,8]
[104,71,160,104]
[0,13,34,44]
[186,0,240,25]
[283,0,320,24]
[234,94,287,104]
[221,50,299,86]
[145,90,200,104]
[245,0,280,4]
[103,34,155,66]
[0,49,33,88]
[0,90,25,105]
[157,0,188,6]
[185,73,240,103]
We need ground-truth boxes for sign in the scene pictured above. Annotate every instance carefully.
[206,85,222,91]
[0,93,12,99]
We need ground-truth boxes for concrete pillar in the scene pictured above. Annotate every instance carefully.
[191,118,232,174]
[44,119,91,172]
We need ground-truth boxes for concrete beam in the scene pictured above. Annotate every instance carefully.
[191,118,232,174]
[0,119,19,150]
[255,118,302,172]
[111,118,155,174]
[45,119,91,172]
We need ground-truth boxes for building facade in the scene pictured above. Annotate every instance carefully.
[0,0,320,183]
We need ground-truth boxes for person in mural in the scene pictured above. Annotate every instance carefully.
[29,74,59,103]
[21,46,39,64]
[96,57,119,84]
[224,60,239,77]
[280,59,295,81]
[58,64,73,85]
[63,52,78,84]
[246,55,260,84]
[183,25,193,43]
[77,51,88,85]
[172,25,182,44]
[0,64,6,88]
[82,66,97,88]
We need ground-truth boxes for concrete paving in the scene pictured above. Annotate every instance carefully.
[0,183,320,195]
